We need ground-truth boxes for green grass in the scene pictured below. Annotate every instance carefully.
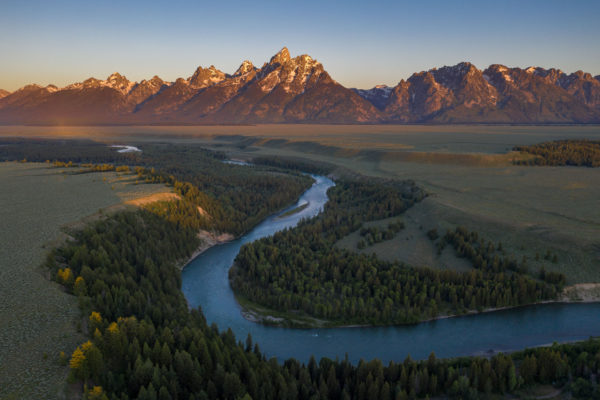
[374,162,600,284]
[3,124,600,154]
[0,162,167,400]
[335,208,473,273]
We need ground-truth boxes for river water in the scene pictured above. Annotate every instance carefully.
[181,175,600,363]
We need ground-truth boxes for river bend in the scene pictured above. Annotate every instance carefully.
[182,175,600,363]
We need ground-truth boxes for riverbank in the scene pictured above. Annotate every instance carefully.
[233,286,332,328]
[561,283,600,302]
[235,283,600,329]
[178,230,234,270]
[179,176,320,271]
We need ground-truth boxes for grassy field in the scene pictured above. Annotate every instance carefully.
[375,162,600,283]
[0,162,168,400]
[326,160,600,282]
[2,124,600,154]
[335,210,474,273]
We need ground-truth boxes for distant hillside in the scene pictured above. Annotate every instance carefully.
[1,48,599,125]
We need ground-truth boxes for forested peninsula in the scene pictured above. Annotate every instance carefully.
[231,179,565,327]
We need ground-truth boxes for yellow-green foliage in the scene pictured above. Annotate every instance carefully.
[70,340,103,381]
[69,345,86,371]
[88,164,116,172]
[89,311,102,328]
[74,276,87,296]
[57,267,74,287]
[86,385,108,400]
[53,160,78,168]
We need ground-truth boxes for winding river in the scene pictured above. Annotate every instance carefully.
[182,175,600,364]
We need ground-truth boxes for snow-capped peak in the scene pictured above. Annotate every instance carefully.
[188,65,226,89]
[61,72,136,95]
[107,72,125,81]
[269,47,291,65]
[525,66,538,74]
[105,72,135,95]
[234,60,255,76]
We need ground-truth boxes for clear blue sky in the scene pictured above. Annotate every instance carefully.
[1,0,599,91]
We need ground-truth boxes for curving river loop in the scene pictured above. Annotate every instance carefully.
[182,175,600,363]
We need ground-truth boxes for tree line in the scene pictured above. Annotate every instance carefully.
[357,219,405,249]
[514,139,600,167]
[439,227,566,286]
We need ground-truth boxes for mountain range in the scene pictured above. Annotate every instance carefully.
[1,47,599,125]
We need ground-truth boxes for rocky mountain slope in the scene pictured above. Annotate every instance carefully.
[1,48,598,124]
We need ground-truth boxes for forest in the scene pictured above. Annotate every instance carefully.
[231,180,564,326]
[49,205,600,399]
[514,139,600,167]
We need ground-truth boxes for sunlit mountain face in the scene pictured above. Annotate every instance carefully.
[1,48,599,125]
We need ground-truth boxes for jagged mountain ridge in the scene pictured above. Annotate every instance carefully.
[356,62,600,123]
[1,48,599,124]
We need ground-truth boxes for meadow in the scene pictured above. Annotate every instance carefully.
[2,124,600,153]
[331,162,600,284]
[0,162,168,400]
